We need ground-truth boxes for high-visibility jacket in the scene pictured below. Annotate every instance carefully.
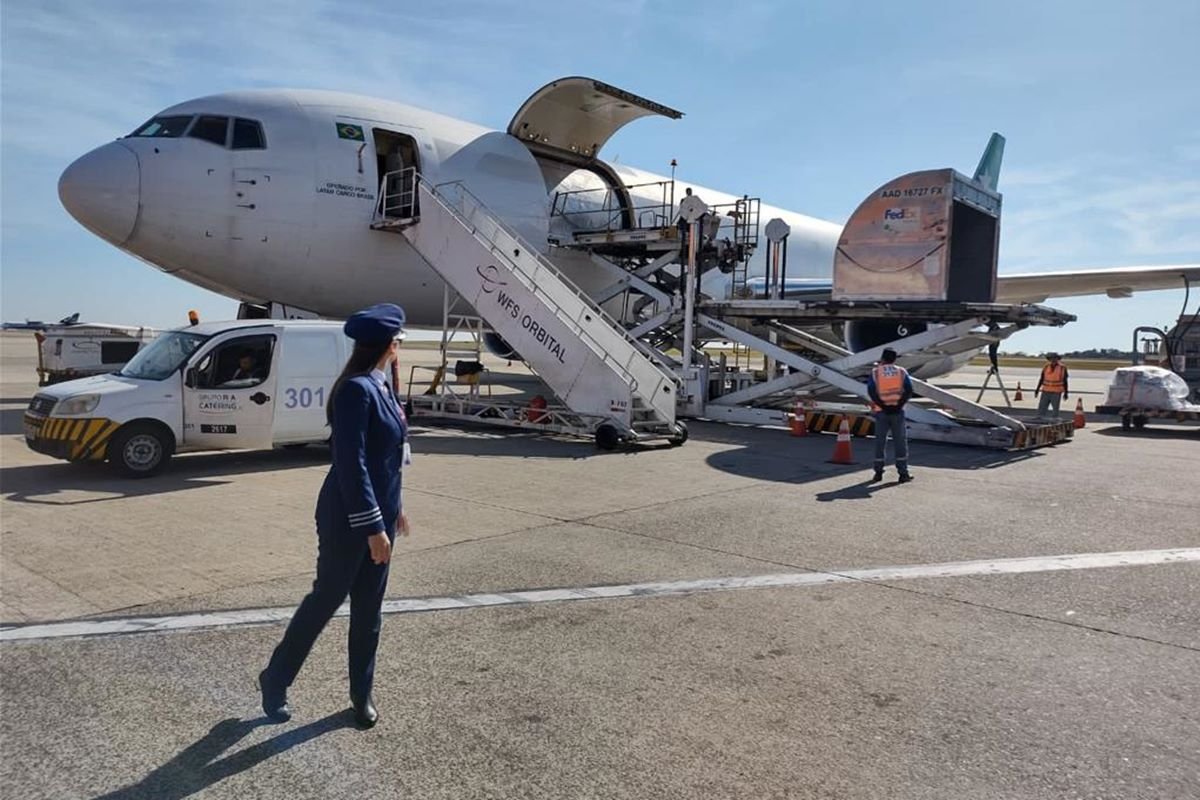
[871,364,909,410]
[1041,363,1066,394]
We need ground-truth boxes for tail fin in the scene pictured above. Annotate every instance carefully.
[972,132,1005,191]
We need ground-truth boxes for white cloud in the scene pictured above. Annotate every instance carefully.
[1000,153,1200,270]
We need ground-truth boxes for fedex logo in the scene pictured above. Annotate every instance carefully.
[884,208,910,221]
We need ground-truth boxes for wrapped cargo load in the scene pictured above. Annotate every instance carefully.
[1102,366,1200,411]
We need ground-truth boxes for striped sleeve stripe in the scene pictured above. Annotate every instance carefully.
[348,510,384,529]
[348,507,382,522]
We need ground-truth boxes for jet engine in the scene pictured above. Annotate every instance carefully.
[482,331,521,361]
[843,319,928,353]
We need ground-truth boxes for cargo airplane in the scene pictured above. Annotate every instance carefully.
[57,76,1199,377]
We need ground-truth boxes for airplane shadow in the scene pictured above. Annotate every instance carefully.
[1,447,330,506]
[694,421,1042,487]
[90,712,353,800]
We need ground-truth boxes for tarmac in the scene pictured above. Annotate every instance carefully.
[1,330,1197,799]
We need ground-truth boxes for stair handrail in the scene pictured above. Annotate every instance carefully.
[414,174,678,401]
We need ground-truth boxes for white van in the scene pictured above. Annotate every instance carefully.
[24,320,352,476]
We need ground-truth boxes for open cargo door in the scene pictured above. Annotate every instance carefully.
[508,77,682,162]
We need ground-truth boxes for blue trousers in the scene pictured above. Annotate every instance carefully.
[265,527,392,701]
[873,410,909,476]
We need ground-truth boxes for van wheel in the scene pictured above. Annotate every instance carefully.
[109,423,173,478]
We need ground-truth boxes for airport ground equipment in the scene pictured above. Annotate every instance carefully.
[974,365,1015,407]
[1131,312,1200,401]
[545,162,1074,450]
[25,320,354,476]
[1104,406,1200,431]
[373,169,684,449]
[34,323,159,386]
[372,132,1076,450]
[1095,365,1200,431]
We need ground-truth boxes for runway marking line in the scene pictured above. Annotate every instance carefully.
[2,548,1197,643]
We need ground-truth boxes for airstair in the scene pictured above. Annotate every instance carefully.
[372,169,683,448]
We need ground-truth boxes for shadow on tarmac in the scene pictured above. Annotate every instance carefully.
[815,478,903,502]
[697,421,1044,486]
[0,407,27,435]
[90,712,353,800]
[408,422,678,459]
[1094,424,1200,440]
[1,447,330,506]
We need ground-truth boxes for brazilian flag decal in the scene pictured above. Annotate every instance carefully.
[337,122,365,141]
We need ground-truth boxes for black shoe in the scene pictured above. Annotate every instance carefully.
[898,473,914,484]
[258,670,291,722]
[870,470,884,482]
[352,695,378,728]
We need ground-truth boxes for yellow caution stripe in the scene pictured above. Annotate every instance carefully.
[31,417,121,461]
[804,412,875,437]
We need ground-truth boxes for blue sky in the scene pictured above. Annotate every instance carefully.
[2,0,1198,352]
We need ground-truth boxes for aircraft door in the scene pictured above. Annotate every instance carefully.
[183,333,278,450]
[373,129,419,219]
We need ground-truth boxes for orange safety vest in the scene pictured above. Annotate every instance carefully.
[1041,363,1066,394]
[872,364,908,410]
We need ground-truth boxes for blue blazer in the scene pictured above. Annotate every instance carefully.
[316,374,407,538]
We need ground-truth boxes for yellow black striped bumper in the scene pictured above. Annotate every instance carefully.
[24,415,121,461]
[803,412,876,437]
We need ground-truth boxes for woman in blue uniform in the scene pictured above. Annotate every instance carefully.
[259,303,410,728]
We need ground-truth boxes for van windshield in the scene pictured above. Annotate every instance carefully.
[119,331,208,381]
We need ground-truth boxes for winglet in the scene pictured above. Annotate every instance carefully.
[972,132,1005,192]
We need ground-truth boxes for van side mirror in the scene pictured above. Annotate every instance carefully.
[184,367,198,388]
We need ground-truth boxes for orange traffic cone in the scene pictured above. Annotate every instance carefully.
[1014,382,1023,401]
[1073,398,1086,429]
[829,417,854,464]
[790,399,807,437]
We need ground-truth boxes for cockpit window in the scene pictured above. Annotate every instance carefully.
[129,115,193,138]
[231,118,266,150]
[188,115,230,146]
[127,113,267,150]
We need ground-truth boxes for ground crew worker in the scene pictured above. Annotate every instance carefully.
[260,303,410,729]
[867,347,914,483]
[1034,352,1069,419]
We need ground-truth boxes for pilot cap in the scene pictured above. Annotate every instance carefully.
[343,303,407,344]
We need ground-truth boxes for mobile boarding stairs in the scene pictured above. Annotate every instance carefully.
[372,170,684,449]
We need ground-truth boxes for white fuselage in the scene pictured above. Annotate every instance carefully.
[59,89,842,327]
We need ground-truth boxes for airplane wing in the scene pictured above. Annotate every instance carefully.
[996,265,1200,304]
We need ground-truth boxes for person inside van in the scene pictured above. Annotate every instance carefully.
[223,350,264,386]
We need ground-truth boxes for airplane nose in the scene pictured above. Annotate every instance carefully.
[58,142,140,245]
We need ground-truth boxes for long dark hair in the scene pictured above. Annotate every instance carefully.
[327,340,392,426]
